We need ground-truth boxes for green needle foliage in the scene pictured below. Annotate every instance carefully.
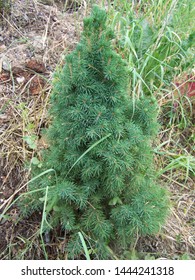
[19,6,169,259]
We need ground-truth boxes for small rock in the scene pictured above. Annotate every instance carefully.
[0,44,6,52]
[16,76,25,84]
[2,59,11,71]
[32,36,45,50]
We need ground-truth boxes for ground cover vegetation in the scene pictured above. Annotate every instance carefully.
[0,0,194,260]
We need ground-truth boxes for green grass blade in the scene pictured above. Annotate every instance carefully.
[0,169,56,222]
[66,133,111,176]
[78,232,91,260]
[40,186,50,260]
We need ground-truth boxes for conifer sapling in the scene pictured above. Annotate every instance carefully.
[20,6,169,259]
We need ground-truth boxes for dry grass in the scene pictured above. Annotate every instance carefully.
[0,0,194,259]
[0,0,85,259]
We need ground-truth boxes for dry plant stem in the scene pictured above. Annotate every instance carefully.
[1,157,19,187]
[161,174,190,190]
[37,88,51,135]
[42,8,51,50]
[153,0,178,49]
[0,172,30,215]
[1,13,26,38]
[163,234,176,242]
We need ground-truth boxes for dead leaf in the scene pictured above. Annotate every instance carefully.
[25,59,46,73]
[174,74,195,98]
[0,72,10,82]
[38,135,49,149]
[29,75,45,95]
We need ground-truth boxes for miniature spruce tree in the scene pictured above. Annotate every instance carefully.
[20,6,169,259]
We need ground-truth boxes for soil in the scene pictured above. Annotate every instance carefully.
[0,0,84,259]
[0,0,194,260]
